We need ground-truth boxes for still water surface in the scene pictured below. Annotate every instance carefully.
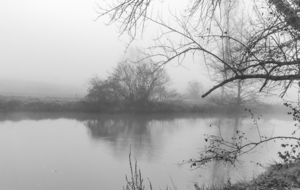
[0,112,294,190]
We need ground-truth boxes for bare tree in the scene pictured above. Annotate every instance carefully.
[209,10,266,107]
[96,0,300,98]
[86,58,176,108]
[112,60,173,104]
[86,76,123,105]
[96,0,300,168]
[186,80,203,100]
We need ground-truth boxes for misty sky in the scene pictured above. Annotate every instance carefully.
[0,0,207,97]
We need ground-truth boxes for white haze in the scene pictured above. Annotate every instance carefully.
[0,0,208,98]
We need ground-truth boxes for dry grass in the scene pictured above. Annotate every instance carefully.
[124,153,300,190]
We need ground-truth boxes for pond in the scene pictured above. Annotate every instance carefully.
[0,111,294,190]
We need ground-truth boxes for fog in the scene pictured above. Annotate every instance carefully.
[0,0,208,97]
[2,1,300,189]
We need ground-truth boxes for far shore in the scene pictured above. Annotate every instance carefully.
[0,95,288,115]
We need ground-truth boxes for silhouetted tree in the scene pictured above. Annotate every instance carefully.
[186,80,203,100]
[96,0,300,98]
[111,60,172,105]
[86,76,123,106]
[209,12,264,107]
[96,0,300,168]
[86,59,178,110]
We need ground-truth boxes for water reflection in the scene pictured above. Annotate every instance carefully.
[85,115,154,160]
[84,115,149,138]
[79,114,217,189]
[83,115,189,163]
[210,116,241,185]
[206,114,294,185]
[82,113,277,187]
[0,112,294,190]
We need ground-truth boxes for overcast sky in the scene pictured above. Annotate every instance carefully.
[0,0,224,97]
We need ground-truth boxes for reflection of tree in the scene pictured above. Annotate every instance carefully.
[198,114,284,184]
[83,114,181,162]
[85,117,148,138]
[210,116,242,184]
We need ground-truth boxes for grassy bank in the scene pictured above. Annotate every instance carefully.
[196,160,300,189]
[227,160,300,190]
[125,158,300,190]
[0,95,278,114]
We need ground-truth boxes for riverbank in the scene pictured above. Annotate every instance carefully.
[216,160,300,190]
[195,160,300,190]
[0,95,283,114]
[127,159,300,190]
[245,161,300,189]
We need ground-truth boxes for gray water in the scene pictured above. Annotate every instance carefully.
[0,112,294,190]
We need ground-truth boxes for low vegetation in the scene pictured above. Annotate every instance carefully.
[0,96,275,114]
[125,157,300,190]
[210,160,300,190]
